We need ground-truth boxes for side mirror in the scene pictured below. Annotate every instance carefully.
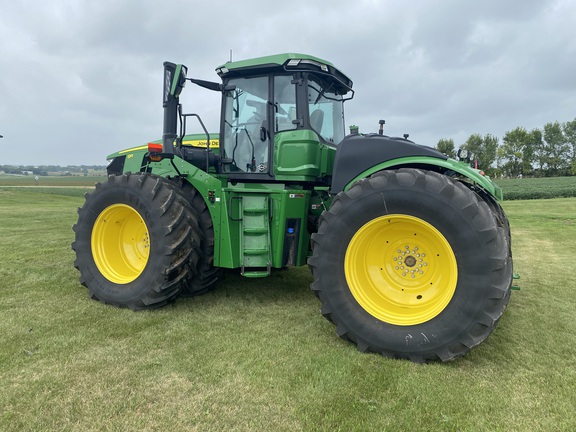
[163,62,188,106]
[162,62,187,155]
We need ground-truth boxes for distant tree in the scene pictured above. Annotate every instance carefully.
[500,127,539,177]
[542,121,571,175]
[523,128,542,176]
[463,133,482,160]
[462,133,499,175]
[436,138,456,158]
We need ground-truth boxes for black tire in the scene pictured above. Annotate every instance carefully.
[473,187,513,312]
[308,168,513,362]
[177,181,221,297]
[72,173,201,310]
[474,187,512,251]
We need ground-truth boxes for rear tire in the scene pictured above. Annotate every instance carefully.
[72,173,201,310]
[308,168,513,362]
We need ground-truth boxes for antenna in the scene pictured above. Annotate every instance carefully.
[230,50,233,62]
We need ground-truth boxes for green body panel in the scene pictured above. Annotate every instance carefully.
[272,130,336,182]
[320,145,336,177]
[344,156,504,200]
[274,130,322,180]
[119,149,148,174]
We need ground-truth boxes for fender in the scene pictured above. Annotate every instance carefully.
[330,133,502,200]
[343,156,503,200]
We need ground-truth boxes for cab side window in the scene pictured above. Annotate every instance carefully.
[274,75,297,133]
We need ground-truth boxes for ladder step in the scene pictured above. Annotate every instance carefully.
[243,249,269,256]
[241,270,271,278]
[243,228,269,234]
[243,207,267,214]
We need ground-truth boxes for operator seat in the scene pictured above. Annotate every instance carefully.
[310,109,324,133]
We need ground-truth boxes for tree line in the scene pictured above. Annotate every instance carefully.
[436,118,576,177]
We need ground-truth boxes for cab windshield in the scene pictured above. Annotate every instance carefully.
[307,74,345,145]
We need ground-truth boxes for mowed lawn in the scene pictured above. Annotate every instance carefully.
[0,188,575,431]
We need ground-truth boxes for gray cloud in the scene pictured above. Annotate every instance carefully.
[1,0,574,165]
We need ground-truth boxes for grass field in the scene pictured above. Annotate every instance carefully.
[1,188,575,431]
[0,174,106,186]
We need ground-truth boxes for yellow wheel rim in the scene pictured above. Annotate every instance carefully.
[345,215,458,326]
[91,204,150,284]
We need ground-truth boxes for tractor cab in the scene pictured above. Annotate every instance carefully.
[215,54,354,182]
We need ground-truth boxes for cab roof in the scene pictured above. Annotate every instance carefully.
[215,53,353,93]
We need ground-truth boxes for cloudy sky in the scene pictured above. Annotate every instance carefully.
[1,0,575,166]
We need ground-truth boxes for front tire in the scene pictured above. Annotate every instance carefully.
[308,169,513,362]
[72,173,201,310]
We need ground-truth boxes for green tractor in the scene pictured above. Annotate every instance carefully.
[72,53,514,362]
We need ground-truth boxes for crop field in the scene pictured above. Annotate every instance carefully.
[494,175,576,200]
[0,186,575,431]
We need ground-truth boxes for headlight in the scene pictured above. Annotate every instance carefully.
[457,148,474,163]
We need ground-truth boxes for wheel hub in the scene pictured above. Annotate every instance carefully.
[393,246,428,278]
[345,214,458,326]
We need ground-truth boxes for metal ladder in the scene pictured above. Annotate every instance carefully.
[240,195,271,278]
